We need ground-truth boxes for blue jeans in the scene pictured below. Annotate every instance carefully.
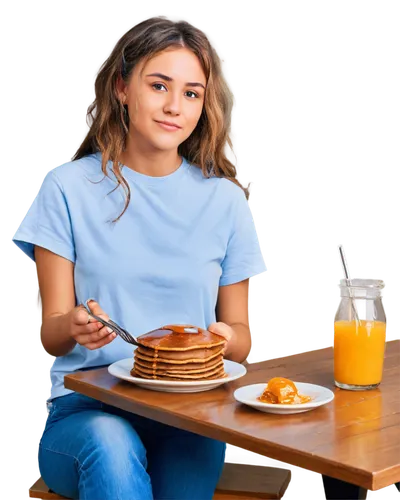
[39,392,226,500]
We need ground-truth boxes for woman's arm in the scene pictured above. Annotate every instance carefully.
[35,245,78,356]
[210,278,251,363]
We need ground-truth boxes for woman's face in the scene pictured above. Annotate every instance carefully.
[119,47,207,152]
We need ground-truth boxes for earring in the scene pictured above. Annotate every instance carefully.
[120,97,128,121]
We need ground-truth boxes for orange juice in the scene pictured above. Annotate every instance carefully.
[334,319,386,387]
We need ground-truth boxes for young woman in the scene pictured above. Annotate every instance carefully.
[13,16,266,500]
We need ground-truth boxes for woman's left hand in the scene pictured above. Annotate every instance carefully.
[207,322,235,356]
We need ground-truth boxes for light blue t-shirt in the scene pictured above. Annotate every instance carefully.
[13,152,266,401]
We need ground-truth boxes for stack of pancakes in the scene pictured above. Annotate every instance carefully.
[131,324,227,381]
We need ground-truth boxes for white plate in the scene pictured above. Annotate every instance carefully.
[108,358,246,393]
[234,382,335,414]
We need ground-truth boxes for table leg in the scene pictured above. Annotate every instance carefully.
[322,475,367,500]
[395,482,400,492]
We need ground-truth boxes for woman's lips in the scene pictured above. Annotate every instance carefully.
[156,121,181,132]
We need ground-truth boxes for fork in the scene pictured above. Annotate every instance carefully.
[83,299,140,347]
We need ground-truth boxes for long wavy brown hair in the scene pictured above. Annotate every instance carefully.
[73,16,250,222]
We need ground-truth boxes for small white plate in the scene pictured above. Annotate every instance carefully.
[108,358,246,393]
[234,382,335,414]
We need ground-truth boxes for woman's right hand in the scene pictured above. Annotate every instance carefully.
[68,299,117,350]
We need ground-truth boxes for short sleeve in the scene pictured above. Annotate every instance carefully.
[12,171,76,263]
[219,190,267,286]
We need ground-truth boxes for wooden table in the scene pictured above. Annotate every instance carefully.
[64,340,400,500]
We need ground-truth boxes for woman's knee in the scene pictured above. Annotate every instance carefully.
[78,412,148,472]
[39,410,150,498]
[78,414,152,498]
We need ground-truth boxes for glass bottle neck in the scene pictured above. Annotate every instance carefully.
[340,289,382,299]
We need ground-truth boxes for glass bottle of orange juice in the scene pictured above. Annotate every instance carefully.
[334,279,386,390]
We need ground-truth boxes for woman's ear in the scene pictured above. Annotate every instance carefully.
[115,76,127,103]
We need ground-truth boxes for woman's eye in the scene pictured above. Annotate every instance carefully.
[151,84,199,99]
[152,83,167,91]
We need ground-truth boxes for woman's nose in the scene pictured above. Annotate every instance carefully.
[163,91,182,115]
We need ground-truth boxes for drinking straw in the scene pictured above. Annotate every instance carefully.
[338,245,360,325]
